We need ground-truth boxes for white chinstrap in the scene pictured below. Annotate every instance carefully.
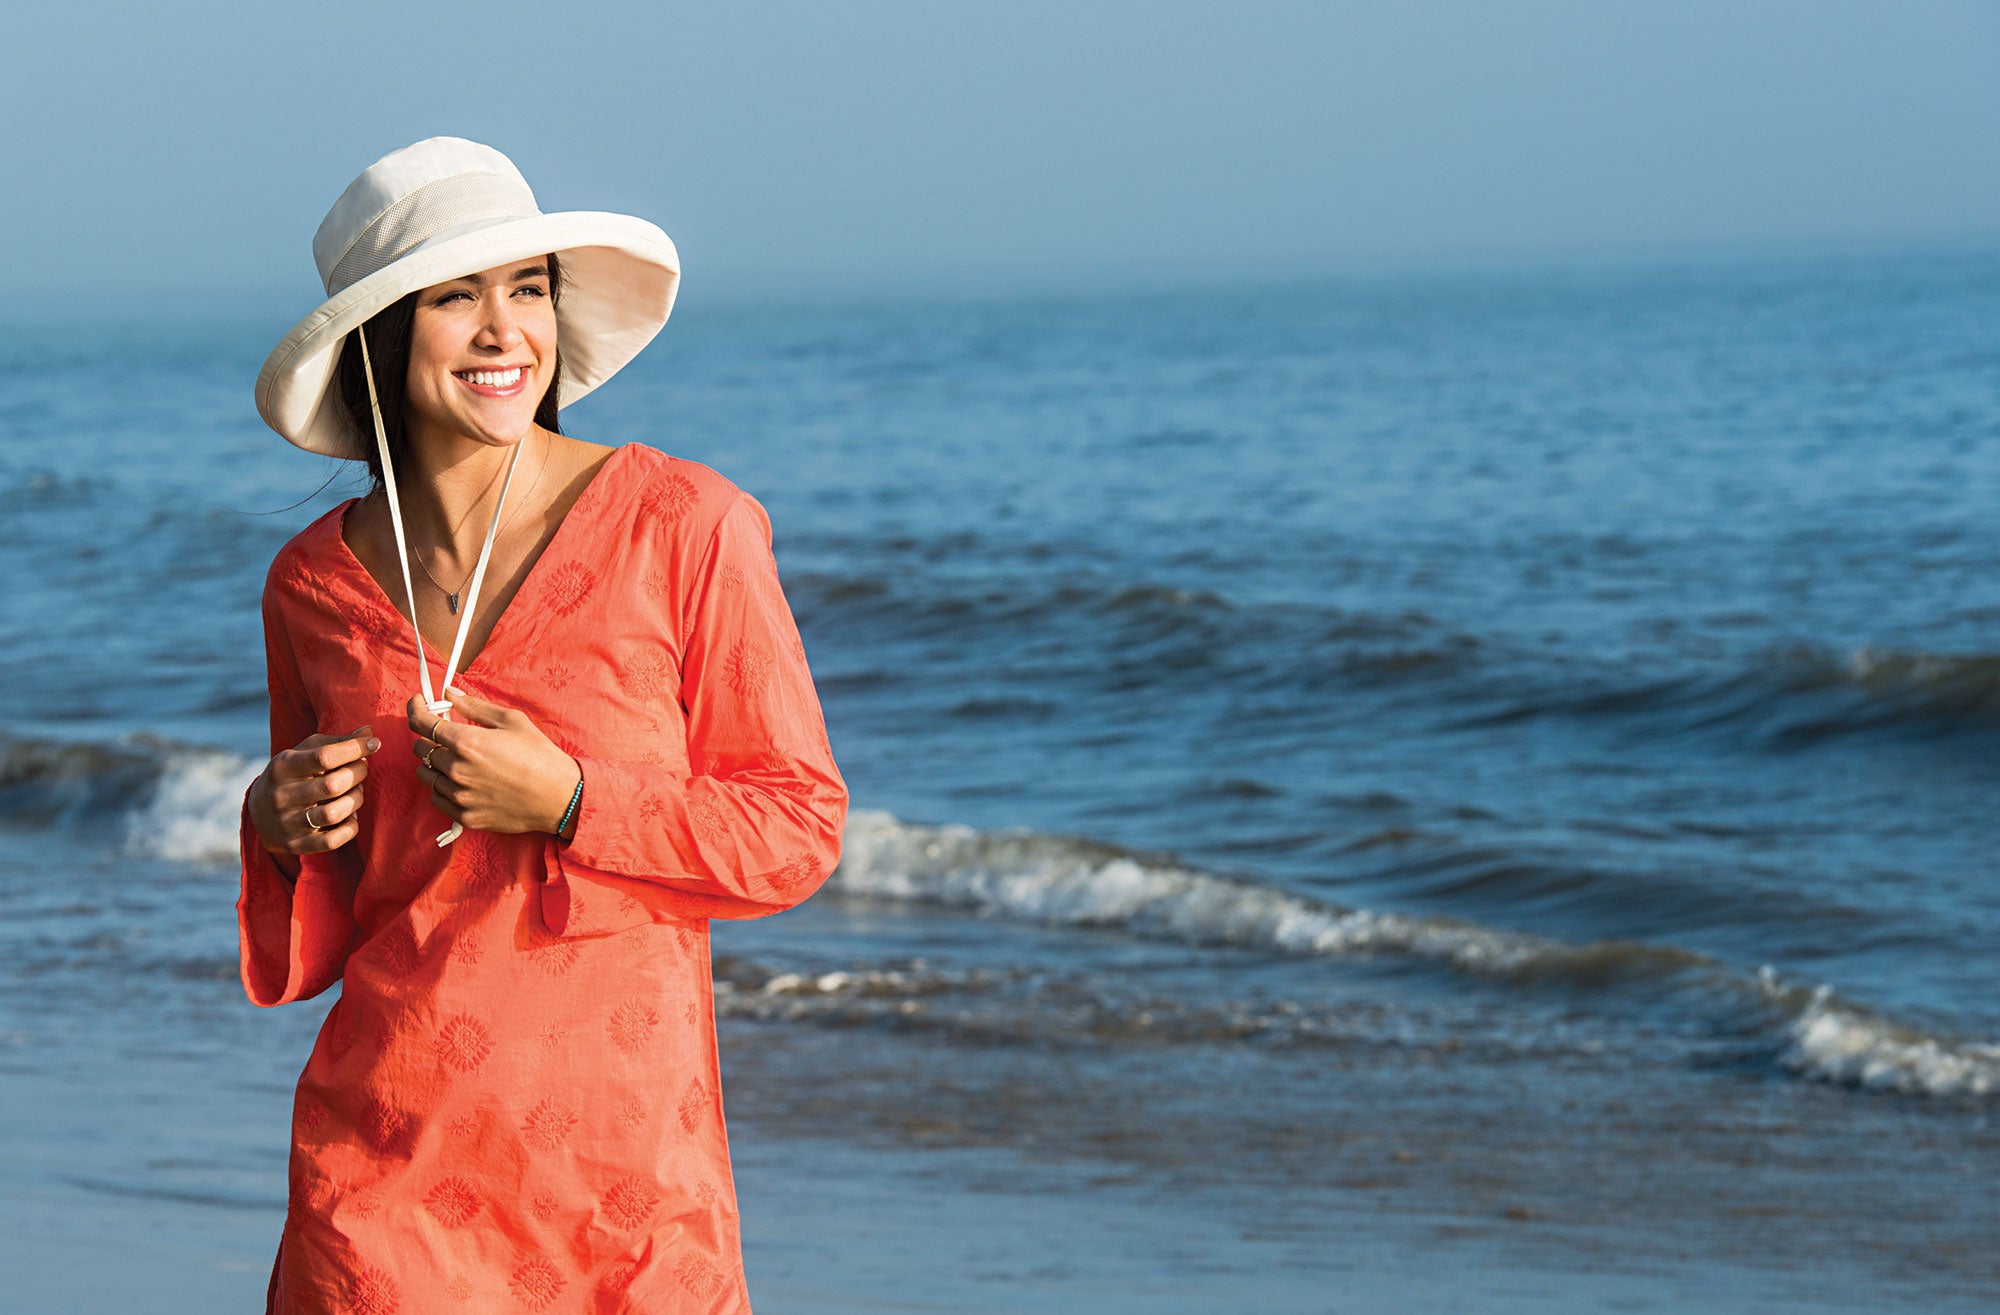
[359,326,524,846]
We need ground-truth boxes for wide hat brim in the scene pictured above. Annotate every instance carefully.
[256,210,680,458]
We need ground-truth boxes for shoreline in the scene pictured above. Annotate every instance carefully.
[3,1107,1981,1314]
[4,1018,1991,1314]
[713,1017,2000,1310]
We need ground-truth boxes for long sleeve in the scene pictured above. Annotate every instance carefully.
[236,566,359,1006]
[559,490,848,921]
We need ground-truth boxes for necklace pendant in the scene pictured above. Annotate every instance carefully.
[447,591,461,615]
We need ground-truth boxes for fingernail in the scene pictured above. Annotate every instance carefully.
[366,738,382,753]
[446,686,466,698]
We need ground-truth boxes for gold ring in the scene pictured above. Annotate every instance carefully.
[423,744,440,771]
[305,804,326,831]
[429,715,446,741]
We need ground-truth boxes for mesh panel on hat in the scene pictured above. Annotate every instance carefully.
[325,171,540,295]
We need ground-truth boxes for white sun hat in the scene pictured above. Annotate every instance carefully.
[255,134,680,458]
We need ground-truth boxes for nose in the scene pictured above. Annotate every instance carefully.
[471,290,526,352]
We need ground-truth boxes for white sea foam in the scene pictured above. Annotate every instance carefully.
[86,778,2000,1098]
[122,747,261,865]
[1763,967,2000,1098]
[835,809,2000,1098]
[832,807,1667,979]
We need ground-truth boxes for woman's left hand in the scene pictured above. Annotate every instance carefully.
[407,687,581,835]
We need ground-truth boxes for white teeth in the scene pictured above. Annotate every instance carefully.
[459,367,523,388]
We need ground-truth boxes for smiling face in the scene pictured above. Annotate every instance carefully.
[404,258,558,448]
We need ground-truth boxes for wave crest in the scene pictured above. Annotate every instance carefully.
[833,809,1999,1098]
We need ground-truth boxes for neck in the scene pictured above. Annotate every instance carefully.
[394,424,546,562]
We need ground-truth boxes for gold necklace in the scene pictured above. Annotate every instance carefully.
[409,435,553,614]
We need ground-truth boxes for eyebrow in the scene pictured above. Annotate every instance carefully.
[448,264,550,287]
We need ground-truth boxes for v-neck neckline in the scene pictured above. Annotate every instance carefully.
[330,442,630,684]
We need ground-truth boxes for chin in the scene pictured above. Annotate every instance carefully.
[455,411,538,446]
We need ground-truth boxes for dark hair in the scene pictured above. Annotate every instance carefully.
[335,251,566,496]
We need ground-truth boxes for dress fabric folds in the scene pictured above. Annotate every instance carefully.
[236,443,848,1314]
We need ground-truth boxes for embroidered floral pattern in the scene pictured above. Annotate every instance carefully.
[450,934,483,967]
[378,925,424,975]
[447,1112,481,1139]
[459,840,510,895]
[626,645,673,703]
[352,604,405,654]
[375,770,416,827]
[618,1097,649,1130]
[544,561,597,618]
[536,1021,567,1051]
[771,850,823,897]
[678,1077,710,1134]
[688,795,730,845]
[298,1096,328,1131]
[424,1176,482,1226]
[274,555,317,600]
[436,1014,494,1073]
[601,1177,661,1229]
[529,1193,561,1222]
[641,470,700,524]
[542,663,573,691]
[569,471,609,521]
[719,563,745,594]
[361,1096,414,1156]
[694,1179,718,1207]
[521,1097,578,1151]
[608,1001,660,1053]
[399,850,443,894]
[723,638,774,697]
[529,926,579,976]
[676,1252,726,1299]
[509,1255,565,1309]
[445,1275,476,1302]
[603,1262,642,1294]
[347,1262,400,1315]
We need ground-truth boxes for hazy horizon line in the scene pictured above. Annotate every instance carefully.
[15,228,1998,328]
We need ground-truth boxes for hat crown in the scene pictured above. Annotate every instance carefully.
[312,137,542,296]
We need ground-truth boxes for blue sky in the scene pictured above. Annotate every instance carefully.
[8,1,1998,303]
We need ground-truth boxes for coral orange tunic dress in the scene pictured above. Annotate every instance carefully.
[236,443,849,1314]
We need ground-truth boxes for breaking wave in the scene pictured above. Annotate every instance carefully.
[828,809,2000,1098]
[0,731,256,864]
[6,727,1994,1098]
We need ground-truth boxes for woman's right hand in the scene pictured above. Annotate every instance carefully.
[249,724,381,860]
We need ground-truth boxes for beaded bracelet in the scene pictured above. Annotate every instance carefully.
[557,775,584,838]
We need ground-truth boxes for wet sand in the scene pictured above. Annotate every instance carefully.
[717,1017,2000,1312]
[4,1016,1990,1313]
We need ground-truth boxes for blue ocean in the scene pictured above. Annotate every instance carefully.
[2,252,1996,1310]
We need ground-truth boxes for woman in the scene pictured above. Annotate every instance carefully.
[239,137,848,1313]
